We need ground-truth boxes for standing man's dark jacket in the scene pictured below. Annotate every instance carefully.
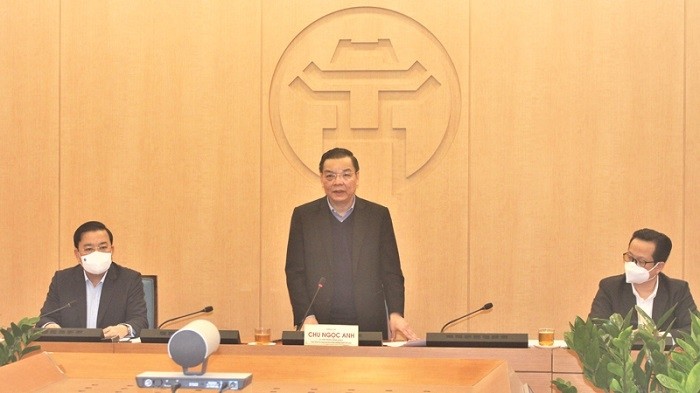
[286,197,406,338]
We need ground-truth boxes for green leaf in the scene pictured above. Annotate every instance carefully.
[668,367,687,383]
[657,374,684,391]
[552,378,578,393]
[28,328,44,342]
[671,352,695,373]
[1,327,12,341]
[20,345,41,357]
[609,378,623,392]
[611,330,633,352]
[691,312,700,340]
[18,316,40,327]
[608,362,624,377]
[621,309,634,328]
[686,362,700,393]
[654,303,678,332]
[677,338,699,359]
[593,357,613,388]
[0,317,44,366]
[2,330,15,347]
[583,345,602,368]
[636,306,655,328]
[648,349,670,375]
[562,312,700,393]
[10,323,22,338]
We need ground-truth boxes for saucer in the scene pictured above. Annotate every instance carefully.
[247,341,276,346]
[534,343,560,349]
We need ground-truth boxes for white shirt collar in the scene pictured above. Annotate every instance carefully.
[326,196,356,222]
[83,269,108,286]
[631,276,659,325]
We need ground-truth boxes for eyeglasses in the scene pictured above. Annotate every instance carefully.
[622,252,655,268]
[80,245,112,255]
[323,171,357,182]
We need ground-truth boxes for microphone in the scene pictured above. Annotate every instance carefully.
[158,306,214,329]
[440,302,493,333]
[296,277,326,331]
[39,300,77,319]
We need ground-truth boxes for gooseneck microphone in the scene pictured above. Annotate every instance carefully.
[296,277,326,331]
[440,302,493,333]
[39,300,77,319]
[158,306,214,329]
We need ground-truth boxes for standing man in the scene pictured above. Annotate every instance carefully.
[38,221,148,339]
[285,147,418,341]
[589,228,697,334]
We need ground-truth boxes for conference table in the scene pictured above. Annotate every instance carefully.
[3,340,598,392]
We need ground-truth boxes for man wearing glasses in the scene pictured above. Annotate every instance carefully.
[38,221,148,339]
[285,147,418,341]
[589,228,697,333]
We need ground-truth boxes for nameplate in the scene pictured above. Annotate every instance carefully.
[281,330,382,346]
[140,329,240,344]
[34,328,104,342]
[426,332,528,348]
[304,324,359,346]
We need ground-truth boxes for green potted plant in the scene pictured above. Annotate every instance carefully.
[553,306,700,393]
[0,316,43,367]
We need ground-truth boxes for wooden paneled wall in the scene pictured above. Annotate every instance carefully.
[1,0,698,343]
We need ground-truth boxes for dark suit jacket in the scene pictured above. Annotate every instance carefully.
[589,273,697,333]
[285,197,406,338]
[37,262,149,336]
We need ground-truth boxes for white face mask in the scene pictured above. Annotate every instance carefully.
[624,261,657,284]
[81,251,112,275]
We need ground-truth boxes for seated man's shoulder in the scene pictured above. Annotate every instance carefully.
[659,273,690,287]
[54,264,83,277]
[110,262,143,278]
[599,274,626,286]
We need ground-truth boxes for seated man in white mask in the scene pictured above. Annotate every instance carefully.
[38,221,148,339]
[589,228,697,334]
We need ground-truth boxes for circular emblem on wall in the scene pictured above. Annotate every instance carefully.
[270,7,461,191]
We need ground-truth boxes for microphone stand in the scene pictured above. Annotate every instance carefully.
[296,277,326,331]
[440,303,493,333]
[158,306,214,329]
